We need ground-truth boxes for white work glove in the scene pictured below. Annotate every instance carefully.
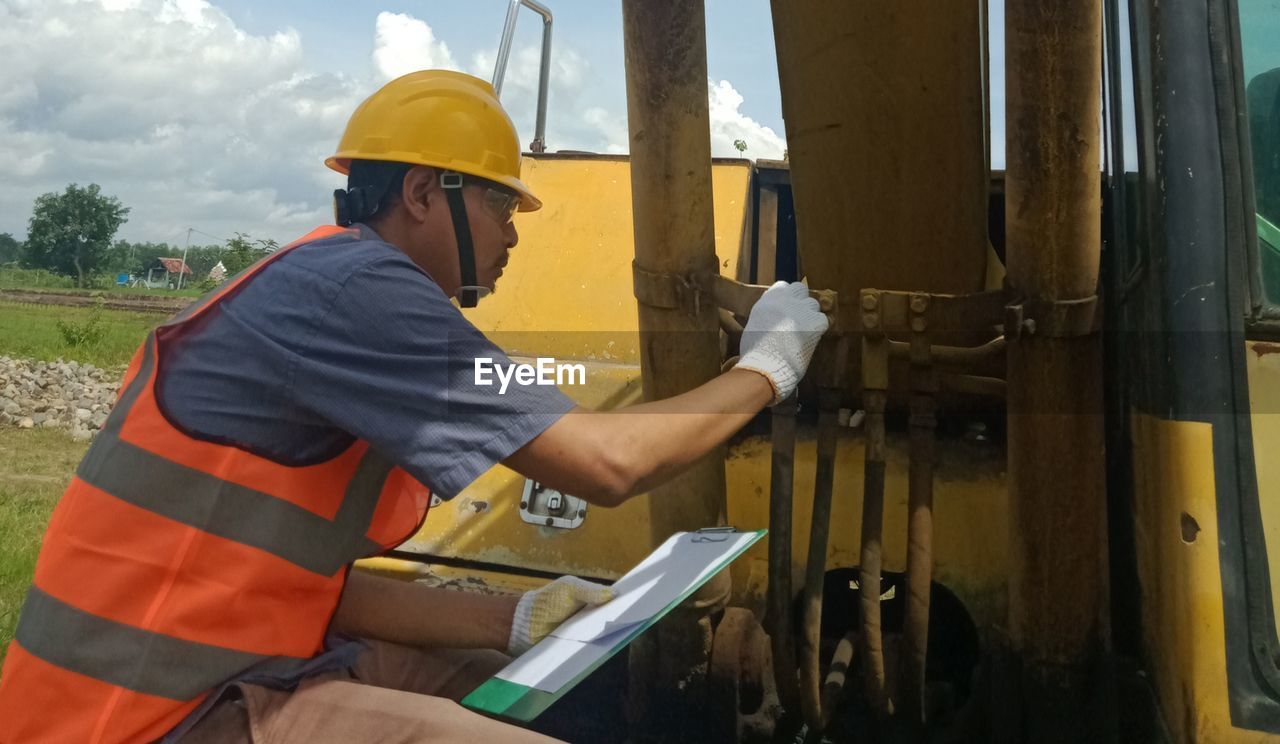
[735,281,830,404]
[507,576,614,656]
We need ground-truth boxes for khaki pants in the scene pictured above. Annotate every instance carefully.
[180,640,562,744]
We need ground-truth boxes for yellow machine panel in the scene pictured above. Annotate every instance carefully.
[1129,413,1259,743]
[459,154,752,364]
[1248,341,1280,637]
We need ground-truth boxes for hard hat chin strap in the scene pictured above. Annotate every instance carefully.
[441,171,488,308]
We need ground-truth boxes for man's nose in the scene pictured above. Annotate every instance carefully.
[504,221,519,249]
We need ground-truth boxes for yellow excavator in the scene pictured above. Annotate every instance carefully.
[356,0,1280,741]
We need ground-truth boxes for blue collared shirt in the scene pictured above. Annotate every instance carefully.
[157,224,575,499]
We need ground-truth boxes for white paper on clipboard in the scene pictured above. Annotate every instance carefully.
[493,529,761,694]
[549,530,759,642]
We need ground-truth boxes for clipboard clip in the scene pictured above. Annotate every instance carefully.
[691,526,738,543]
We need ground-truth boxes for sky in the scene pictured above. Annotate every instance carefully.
[0,0,802,245]
[0,0,1146,248]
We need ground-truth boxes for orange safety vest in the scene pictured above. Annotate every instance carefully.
[0,226,433,743]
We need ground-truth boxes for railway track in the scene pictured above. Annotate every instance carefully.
[0,288,194,315]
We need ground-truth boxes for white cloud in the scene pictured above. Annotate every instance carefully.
[468,44,614,153]
[0,0,361,244]
[707,80,786,159]
[473,49,787,159]
[373,12,459,81]
[0,4,787,246]
[581,108,628,155]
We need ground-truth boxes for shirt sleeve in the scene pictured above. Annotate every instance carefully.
[291,255,577,499]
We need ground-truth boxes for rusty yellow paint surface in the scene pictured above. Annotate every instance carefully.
[771,0,990,330]
[458,154,752,365]
[1130,411,1280,743]
[355,556,546,596]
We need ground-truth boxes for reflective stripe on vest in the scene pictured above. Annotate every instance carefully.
[14,586,309,701]
[0,225,434,743]
[76,340,387,576]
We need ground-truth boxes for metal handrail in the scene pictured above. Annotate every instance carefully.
[492,0,553,152]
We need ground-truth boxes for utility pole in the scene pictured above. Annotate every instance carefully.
[178,227,192,291]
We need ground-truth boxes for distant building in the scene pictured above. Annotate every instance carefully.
[143,257,193,289]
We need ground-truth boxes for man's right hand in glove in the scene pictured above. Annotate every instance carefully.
[734,281,831,403]
[503,279,831,507]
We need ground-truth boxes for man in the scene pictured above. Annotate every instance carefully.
[0,70,828,742]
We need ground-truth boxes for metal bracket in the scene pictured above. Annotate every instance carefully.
[1004,295,1100,339]
[632,262,839,328]
[631,260,712,317]
[518,480,586,529]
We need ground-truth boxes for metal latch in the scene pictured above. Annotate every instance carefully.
[692,525,739,542]
[519,480,587,529]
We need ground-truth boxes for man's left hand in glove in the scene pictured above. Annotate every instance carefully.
[507,576,614,655]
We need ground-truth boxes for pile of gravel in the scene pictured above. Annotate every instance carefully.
[0,356,123,441]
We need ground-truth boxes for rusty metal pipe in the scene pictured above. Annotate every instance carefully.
[897,308,939,722]
[1006,0,1109,738]
[820,631,858,729]
[940,373,1007,399]
[621,2,728,737]
[888,336,1006,368]
[766,395,800,710]
[623,0,725,538]
[899,392,937,720]
[858,386,890,715]
[799,386,842,730]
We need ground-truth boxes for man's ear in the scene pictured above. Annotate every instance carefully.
[400,166,438,223]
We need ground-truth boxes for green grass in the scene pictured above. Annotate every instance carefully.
[4,285,204,298]
[0,269,205,296]
[0,301,159,368]
[0,428,90,666]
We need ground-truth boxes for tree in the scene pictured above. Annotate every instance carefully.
[733,139,749,153]
[0,233,21,266]
[24,184,130,288]
[221,233,275,275]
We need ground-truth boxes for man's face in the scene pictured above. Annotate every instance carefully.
[460,181,522,292]
[408,173,521,299]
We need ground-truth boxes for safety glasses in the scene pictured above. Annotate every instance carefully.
[480,185,521,225]
[441,171,522,225]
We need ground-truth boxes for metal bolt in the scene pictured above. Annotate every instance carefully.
[862,312,880,329]
[910,295,929,313]
[861,293,879,311]
[578,509,587,519]
[520,501,528,509]
[911,317,927,333]
[545,517,555,526]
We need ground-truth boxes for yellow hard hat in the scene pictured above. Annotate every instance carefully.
[325,70,542,212]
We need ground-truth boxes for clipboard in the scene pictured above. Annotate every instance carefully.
[461,527,765,722]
